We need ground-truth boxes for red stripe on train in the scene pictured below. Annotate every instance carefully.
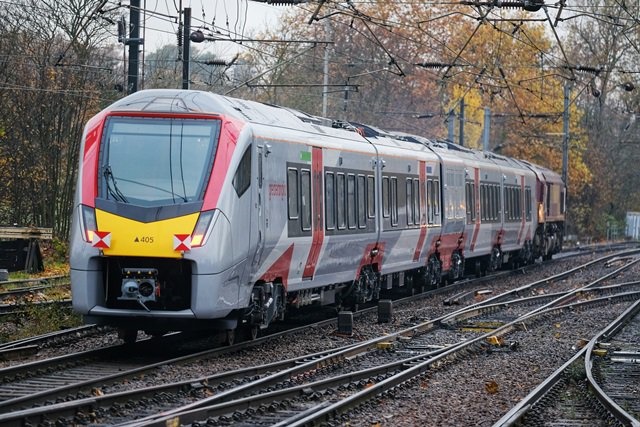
[413,161,428,262]
[259,244,295,289]
[470,168,481,251]
[303,147,325,279]
[202,116,246,210]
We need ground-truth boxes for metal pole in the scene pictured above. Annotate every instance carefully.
[459,98,465,146]
[483,107,491,151]
[182,7,191,90]
[322,20,331,117]
[562,84,570,186]
[447,110,455,142]
[127,0,141,93]
[342,79,349,119]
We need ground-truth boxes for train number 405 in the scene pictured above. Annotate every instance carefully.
[134,236,154,243]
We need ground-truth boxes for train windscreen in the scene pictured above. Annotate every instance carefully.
[100,117,220,207]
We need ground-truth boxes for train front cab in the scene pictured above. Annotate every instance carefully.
[70,102,261,341]
[537,171,565,259]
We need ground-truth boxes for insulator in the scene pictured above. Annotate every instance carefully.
[190,30,205,43]
[266,0,306,5]
[573,65,602,75]
[204,59,228,66]
[523,0,544,12]
[415,62,449,69]
[177,25,183,48]
[622,82,635,92]
[117,16,126,43]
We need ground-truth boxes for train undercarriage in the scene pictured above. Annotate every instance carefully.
[108,223,563,344]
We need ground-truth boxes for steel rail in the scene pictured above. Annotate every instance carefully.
[495,298,640,427]
[584,301,640,427]
[0,249,632,423]
[440,251,640,325]
[119,291,640,427]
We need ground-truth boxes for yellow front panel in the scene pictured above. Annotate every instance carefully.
[96,210,199,258]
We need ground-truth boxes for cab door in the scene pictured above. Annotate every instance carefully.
[250,143,267,272]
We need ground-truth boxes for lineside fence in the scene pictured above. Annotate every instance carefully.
[0,227,52,276]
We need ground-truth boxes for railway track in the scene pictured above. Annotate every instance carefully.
[0,250,638,426]
[0,324,107,363]
[116,280,640,426]
[0,275,71,314]
[496,299,640,427]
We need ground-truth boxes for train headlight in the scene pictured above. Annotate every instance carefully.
[79,205,97,243]
[191,210,214,247]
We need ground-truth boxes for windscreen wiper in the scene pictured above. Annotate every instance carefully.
[114,177,188,202]
[104,165,129,203]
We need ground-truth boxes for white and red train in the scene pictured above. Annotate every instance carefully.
[70,89,565,341]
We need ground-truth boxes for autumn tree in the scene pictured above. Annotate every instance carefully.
[563,0,640,238]
[0,0,120,239]
[241,2,592,235]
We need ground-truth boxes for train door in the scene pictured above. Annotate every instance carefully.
[250,143,267,272]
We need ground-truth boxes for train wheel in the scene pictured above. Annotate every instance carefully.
[247,325,259,341]
[224,329,236,346]
[489,247,502,272]
[449,251,464,282]
[473,260,484,277]
[427,256,442,288]
[239,323,259,341]
[118,328,138,344]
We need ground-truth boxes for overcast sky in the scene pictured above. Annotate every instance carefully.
[139,0,286,55]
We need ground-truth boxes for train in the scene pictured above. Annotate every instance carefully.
[69,89,565,343]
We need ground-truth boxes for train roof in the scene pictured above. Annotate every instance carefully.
[104,90,563,182]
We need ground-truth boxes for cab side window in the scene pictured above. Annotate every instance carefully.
[233,147,251,197]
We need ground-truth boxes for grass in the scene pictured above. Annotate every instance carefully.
[0,304,83,342]
[0,239,81,343]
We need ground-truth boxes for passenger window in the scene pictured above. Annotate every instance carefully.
[433,179,440,217]
[466,181,475,223]
[337,173,346,229]
[414,179,420,225]
[367,176,375,218]
[406,178,414,226]
[301,169,311,231]
[357,175,366,228]
[287,168,299,220]
[347,174,356,229]
[428,179,437,224]
[382,177,390,218]
[325,172,335,230]
[391,177,398,226]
